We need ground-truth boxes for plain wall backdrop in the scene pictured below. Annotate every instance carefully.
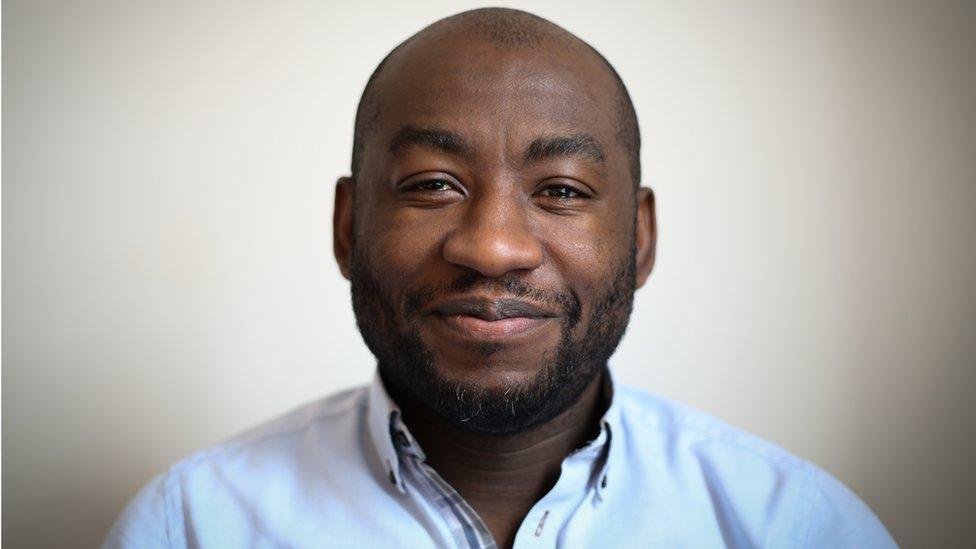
[4,0,975,546]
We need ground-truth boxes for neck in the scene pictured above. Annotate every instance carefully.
[393,370,607,548]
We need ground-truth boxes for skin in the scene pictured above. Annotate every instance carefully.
[333,29,656,549]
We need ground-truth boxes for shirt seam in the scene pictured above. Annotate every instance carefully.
[625,402,814,474]
[801,471,821,547]
[162,467,181,548]
[162,469,172,548]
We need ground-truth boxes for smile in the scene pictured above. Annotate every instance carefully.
[426,296,558,342]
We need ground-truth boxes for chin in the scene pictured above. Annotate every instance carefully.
[425,342,553,389]
[433,360,542,394]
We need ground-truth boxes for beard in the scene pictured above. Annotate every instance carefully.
[350,239,636,435]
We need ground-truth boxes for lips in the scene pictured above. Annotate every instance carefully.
[427,296,558,341]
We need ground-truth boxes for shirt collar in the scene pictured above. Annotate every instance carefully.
[594,373,619,502]
[574,369,617,502]
[366,371,408,492]
[366,367,622,499]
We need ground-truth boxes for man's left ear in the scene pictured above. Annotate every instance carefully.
[634,187,657,288]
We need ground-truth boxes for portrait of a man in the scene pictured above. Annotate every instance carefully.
[101,8,893,548]
[5,2,975,548]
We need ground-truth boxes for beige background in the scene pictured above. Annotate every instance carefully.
[4,0,975,547]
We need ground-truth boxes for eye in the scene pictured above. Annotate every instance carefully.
[409,179,454,192]
[537,182,591,201]
[541,185,583,199]
[397,173,464,195]
[533,180,595,214]
[396,172,465,207]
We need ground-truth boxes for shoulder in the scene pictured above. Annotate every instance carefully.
[206,385,366,450]
[103,386,369,548]
[611,385,896,547]
[181,385,366,464]
[167,385,369,487]
[614,384,809,469]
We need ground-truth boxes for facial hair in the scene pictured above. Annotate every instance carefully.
[349,240,636,435]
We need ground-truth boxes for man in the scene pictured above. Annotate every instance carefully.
[105,8,895,548]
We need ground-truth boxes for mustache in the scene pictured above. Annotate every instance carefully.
[404,272,581,326]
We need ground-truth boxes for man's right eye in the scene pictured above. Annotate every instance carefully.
[396,174,465,206]
[409,179,453,192]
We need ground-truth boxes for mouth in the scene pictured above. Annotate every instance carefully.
[427,296,559,342]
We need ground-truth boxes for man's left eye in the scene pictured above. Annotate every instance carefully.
[540,185,586,199]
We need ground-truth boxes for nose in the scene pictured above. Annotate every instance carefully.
[442,193,544,278]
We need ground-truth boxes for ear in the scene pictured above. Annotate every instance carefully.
[333,177,355,280]
[634,187,657,288]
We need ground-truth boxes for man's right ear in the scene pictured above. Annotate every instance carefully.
[333,177,354,280]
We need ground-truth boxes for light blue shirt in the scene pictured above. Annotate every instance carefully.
[105,371,896,548]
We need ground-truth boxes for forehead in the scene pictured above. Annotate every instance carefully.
[364,34,622,162]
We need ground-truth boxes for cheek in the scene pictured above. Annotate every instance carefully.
[538,213,631,297]
[358,204,451,280]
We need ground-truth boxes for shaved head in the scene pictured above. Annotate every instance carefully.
[350,8,641,186]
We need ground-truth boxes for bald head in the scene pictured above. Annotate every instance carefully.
[350,8,641,185]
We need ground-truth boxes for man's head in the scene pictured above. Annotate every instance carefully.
[334,8,656,434]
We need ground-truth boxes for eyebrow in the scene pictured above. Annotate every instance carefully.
[388,126,607,173]
[524,133,606,171]
[388,126,472,159]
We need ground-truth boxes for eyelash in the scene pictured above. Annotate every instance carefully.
[399,179,592,202]
[413,179,452,191]
[539,184,588,200]
[407,179,456,192]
